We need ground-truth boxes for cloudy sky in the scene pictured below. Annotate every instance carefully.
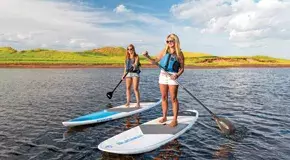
[0,0,290,58]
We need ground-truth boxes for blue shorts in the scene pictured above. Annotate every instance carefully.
[126,72,140,78]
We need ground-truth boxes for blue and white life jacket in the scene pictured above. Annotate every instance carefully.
[126,58,141,73]
[159,53,180,73]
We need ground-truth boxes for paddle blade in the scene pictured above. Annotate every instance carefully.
[214,117,236,135]
[106,92,113,99]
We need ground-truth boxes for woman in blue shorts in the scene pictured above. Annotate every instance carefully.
[122,44,141,108]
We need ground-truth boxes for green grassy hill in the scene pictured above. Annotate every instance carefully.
[0,47,126,65]
[91,47,126,56]
[185,55,290,66]
[183,51,211,57]
[0,46,290,67]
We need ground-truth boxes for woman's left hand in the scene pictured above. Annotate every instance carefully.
[170,74,178,80]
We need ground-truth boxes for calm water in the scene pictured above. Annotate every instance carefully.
[0,68,290,160]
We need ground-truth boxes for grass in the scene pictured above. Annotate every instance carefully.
[0,47,125,65]
[182,51,211,57]
[1,46,290,67]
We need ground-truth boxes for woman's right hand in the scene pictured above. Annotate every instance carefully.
[142,51,155,64]
[122,74,126,80]
[142,51,149,57]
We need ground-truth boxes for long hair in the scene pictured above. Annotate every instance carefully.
[164,33,182,58]
[125,44,137,60]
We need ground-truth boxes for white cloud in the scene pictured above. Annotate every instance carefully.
[41,44,47,48]
[80,42,97,48]
[113,4,169,26]
[1,0,288,59]
[17,33,32,40]
[171,0,232,24]
[0,0,167,53]
[69,39,86,44]
[171,0,290,45]
[183,26,192,31]
[114,4,131,13]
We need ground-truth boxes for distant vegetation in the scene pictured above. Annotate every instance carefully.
[0,46,290,67]
[0,47,126,65]
[91,47,126,56]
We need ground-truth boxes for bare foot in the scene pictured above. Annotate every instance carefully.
[169,120,178,127]
[125,103,130,107]
[135,103,140,108]
[159,117,167,123]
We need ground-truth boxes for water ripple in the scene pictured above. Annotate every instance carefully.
[0,68,290,160]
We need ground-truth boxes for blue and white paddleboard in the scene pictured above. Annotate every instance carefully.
[98,110,198,154]
[62,100,161,127]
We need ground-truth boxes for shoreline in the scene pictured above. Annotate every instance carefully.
[1,63,290,69]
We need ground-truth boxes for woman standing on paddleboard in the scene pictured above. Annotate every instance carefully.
[122,44,141,108]
[143,34,184,127]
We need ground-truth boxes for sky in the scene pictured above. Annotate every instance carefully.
[0,0,290,59]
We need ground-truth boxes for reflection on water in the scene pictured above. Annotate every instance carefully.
[225,125,249,142]
[213,143,235,160]
[63,124,92,140]
[101,152,135,160]
[153,139,181,160]
[213,125,248,160]
[125,114,140,129]
[1,68,290,160]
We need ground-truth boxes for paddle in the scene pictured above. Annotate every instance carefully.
[143,52,236,135]
[106,67,134,99]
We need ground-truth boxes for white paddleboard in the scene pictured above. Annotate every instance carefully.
[62,100,161,127]
[98,110,198,154]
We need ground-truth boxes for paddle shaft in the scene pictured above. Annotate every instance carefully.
[111,70,130,93]
[178,83,216,117]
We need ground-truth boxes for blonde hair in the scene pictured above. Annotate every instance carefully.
[164,33,182,58]
[125,44,137,60]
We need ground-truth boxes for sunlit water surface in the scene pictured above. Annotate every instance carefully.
[0,68,289,160]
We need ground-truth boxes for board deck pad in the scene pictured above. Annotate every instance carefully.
[62,100,161,127]
[98,110,199,154]
[140,124,188,134]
